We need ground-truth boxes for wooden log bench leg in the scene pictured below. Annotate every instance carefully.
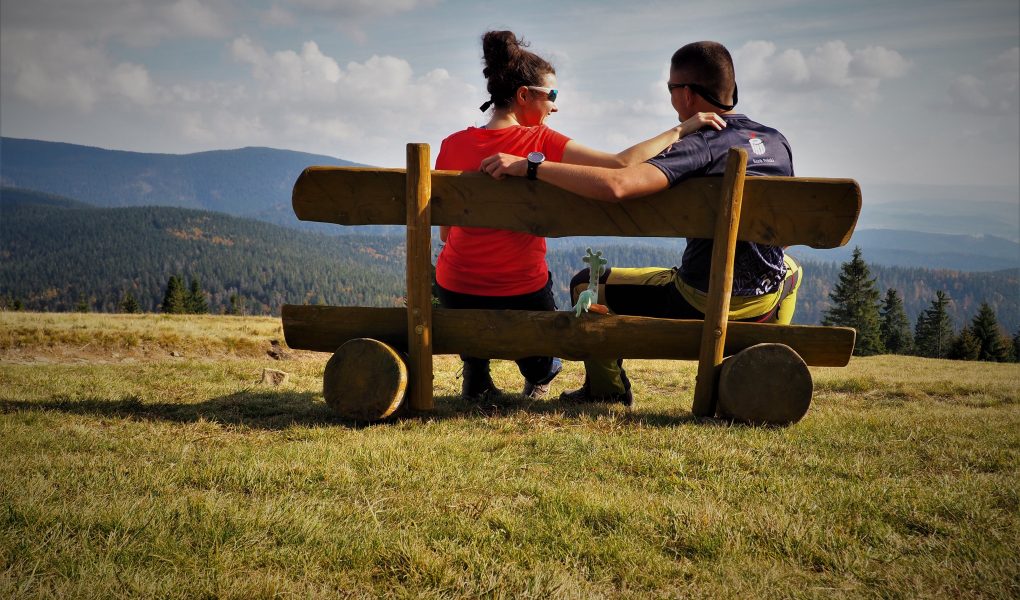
[692,147,747,418]
[323,338,408,421]
[716,343,813,425]
[406,143,434,411]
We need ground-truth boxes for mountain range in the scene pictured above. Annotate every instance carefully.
[1,136,1017,274]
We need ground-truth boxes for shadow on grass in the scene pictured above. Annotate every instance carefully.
[423,393,704,428]
[1,389,705,430]
[0,390,352,431]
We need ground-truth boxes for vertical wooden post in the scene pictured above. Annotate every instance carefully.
[691,147,748,418]
[406,143,434,410]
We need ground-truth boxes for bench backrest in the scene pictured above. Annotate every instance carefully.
[286,144,861,417]
[293,167,861,248]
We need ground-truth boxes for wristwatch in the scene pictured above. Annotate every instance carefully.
[526,151,545,180]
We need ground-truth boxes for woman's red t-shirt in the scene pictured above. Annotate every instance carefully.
[435,125,570,296]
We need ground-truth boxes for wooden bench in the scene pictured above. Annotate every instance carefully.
[282,144,861,423]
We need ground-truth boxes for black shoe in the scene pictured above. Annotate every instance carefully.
[462,362,501,400]
[559,383,633,407]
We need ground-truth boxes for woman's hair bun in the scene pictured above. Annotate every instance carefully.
[482,30,526,77]
[479,30,552,111]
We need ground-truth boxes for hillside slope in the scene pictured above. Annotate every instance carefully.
[1,190,405,313]
[3,191,1018,331]
[0,137,361,228]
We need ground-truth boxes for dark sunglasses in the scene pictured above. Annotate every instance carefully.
[666,81,737,111]
[527,86,558,102]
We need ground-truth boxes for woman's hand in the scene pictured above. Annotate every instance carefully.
[480,153,527,179]
[677,112,726,138]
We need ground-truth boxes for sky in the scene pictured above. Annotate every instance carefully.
[1,0,1018,196]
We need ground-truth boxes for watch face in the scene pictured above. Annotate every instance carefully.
[527,151,545,163]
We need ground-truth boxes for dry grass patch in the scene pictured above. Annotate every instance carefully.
[1,312,1018,598]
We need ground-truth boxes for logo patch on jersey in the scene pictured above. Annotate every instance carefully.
[748,135,766,155]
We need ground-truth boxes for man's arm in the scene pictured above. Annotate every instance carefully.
[478,155,670,202]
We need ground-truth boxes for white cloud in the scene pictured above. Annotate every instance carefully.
[945,46,1019,115]
[175,36,478,164]
[261,5,297,27]
[734,40,911,110]
[0,0,231,47]
[1,31,162,112]
[284,0,434,19]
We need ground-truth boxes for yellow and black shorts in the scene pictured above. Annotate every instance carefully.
[568,254,802,325]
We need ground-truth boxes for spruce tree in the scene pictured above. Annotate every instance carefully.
[187,277,209,314]
[949,326,980,360]
[969,302,1010,362]
[228,293,244,316]
[879,288,912,354]
[914,291,954,359]
[162,275,187,314]
[120,291,141,314]
[822,247,885,356]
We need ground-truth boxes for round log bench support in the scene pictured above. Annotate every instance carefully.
[716,343,812,425]
[323,338,407,421]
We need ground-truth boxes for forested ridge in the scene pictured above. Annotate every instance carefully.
[1,190,404,313]
[2,190,1017,331]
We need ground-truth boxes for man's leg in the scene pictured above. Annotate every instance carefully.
[565,266,698,400]
[770,254,803,325]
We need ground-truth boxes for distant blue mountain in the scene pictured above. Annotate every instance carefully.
[0,137,362,229]
[3,137,1017,271]
[791,229,1020,272]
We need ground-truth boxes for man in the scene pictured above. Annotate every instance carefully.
[480,41,801,405]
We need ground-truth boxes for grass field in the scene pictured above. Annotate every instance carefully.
[2,311,1018,598]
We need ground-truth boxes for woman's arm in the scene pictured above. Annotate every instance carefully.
[559,112,725,168]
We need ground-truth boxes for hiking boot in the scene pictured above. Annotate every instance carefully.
[521,380,550,399]
[521,357,562,400]
[461,361,500,400]
[559,383,633,407]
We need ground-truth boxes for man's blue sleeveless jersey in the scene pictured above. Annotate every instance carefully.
[647,114,794,296]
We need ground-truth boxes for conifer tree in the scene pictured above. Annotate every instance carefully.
[162,275,187,314]
[914,291,954,358]
[13,299,24,311]
[969,302,1010,362]
[187,277,209,314]
[75,294,90,313]
[228,293,245,316]
[120,291,141,314]
[822,247,885,355]
[1013,329,1020,363]
[949,326,980,360]
[879,288,912,354]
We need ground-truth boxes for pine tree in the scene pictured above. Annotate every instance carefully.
[1013,329,1020,363]
[914,291,954,359]
[821,247,885,356]
[75,294,90,313]
[969,302,1010,362]
[120,291,141,314]
[187,277,209,314]
[949,326,980,360]
[13,299,24,311]
[228,293,245,316]
[879,288,912,354]
[162,275,187,314]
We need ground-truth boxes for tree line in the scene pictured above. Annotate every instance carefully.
[823,247,1019,361]
[2,197,1017,336]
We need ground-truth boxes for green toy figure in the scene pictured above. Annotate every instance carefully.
[572,248,609,317]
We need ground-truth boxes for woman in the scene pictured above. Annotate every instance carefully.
[436,30,724,400]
